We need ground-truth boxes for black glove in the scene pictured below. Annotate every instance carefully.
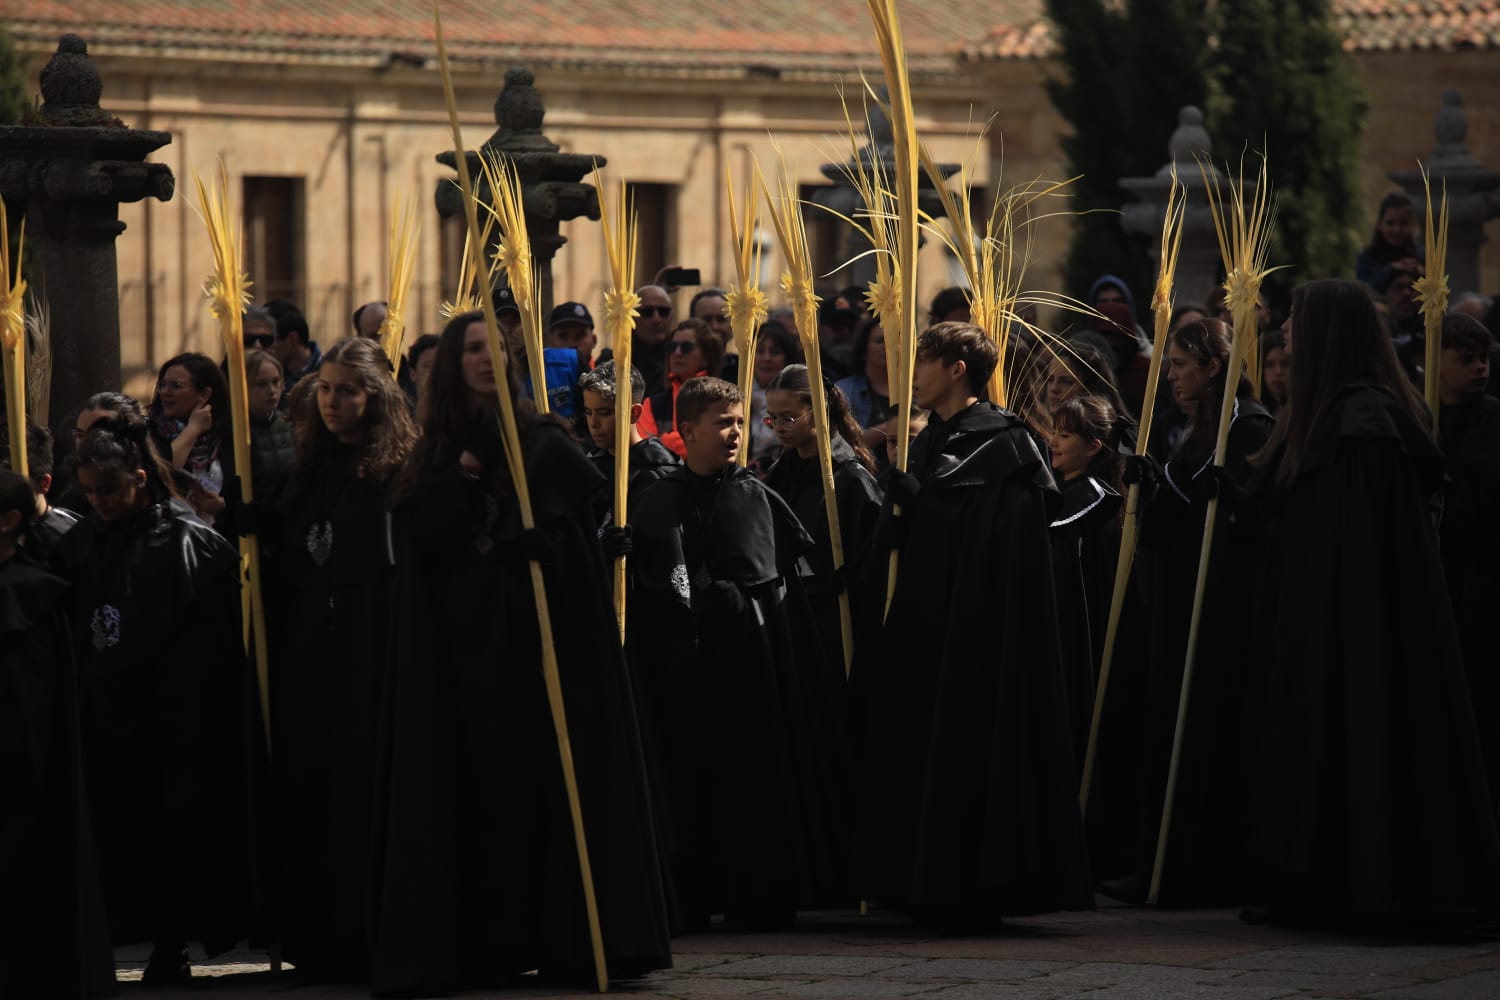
[1123,453,1163,491]
[702,579,747,616]
[887,469,921,509]
[511,526,559,567]
[1189,464,1243,510]
[828,564,849,596]
[601,523,633,560]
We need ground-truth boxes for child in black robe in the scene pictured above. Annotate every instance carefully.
[858,323,1093,926]
[1249,280,1500,925]
[53,418,257,984]
[632,377,849,929]
[578,360,681,533]
[372,312,671,994]
[0,470,115,999]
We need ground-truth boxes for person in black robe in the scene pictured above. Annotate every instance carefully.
[1100,318,1272,906]
[764,364,883,680]
[1043,395,1125,764]
[0,470,116,999]
[0,420,81,562]
[631,376,849,929]
[258,338,418,980]
[858,322,1092,926]
[578,360,681,532]
[371,312,670,995]
[52,417,257,984]
[1435,313,1500,807]
[1245,279,1500,925]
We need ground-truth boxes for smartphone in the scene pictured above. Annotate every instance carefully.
[660,267,701,287]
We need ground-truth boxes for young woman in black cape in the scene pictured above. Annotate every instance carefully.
[764,364,883,688]
[0,470,115,999]
[1102,318,1272,905]
[260,337,417,980]
[1246,279,1500,926]
[52,417,257,984]
[371,312,670,995]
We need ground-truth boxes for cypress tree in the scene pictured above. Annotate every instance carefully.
[0,26,28,126]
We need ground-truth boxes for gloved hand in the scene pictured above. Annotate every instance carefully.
[601,523,633,560]
[1189,464,1243,510]
[1123,453,1163,492]
[887,469,921,509]
[512,526,559,567]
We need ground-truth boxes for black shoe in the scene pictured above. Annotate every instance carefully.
[1097,871,1148,904]
[142,945,192,986]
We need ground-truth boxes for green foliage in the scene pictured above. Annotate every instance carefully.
[0,26,28,126]
[1205,0,1364,308]
[1044,0,1207,322]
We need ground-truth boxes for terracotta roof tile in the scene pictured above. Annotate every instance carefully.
[956,0,1500,61]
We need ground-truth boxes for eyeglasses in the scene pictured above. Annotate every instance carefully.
[669,341,700,354]
[244,335,273,348]
[763,411,811,429]
[640,306,672,318]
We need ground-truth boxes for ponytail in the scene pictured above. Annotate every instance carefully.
[766,364,877,472]
[78,416,181,503]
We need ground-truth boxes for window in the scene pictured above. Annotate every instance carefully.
[242,176,305,307]
[627,182,676,279]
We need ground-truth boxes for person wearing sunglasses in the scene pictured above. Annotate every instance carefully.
[242,306,277,352]
[635,318,723,458]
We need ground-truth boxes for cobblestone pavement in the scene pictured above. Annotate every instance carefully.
[121,902,1500,999]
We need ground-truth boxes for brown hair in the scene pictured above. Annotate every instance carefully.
[295,337,417,483]
[671,317,724,379]
[916,321,999,397]
[1052,395,1124,495]
[245,349,283,379]
[1169,318,1253,468]
[675,377,743,428]
[1442,312,1498,355]
[766,363,876,472]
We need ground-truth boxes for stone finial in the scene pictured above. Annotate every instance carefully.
[39,34,105,125]
[496,68,544,134]
[1436,90,1466,150]
[1167,106,1211,165]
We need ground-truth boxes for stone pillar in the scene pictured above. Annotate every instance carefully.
[0,35,173,442]
[436,68,602,318]
[1388,91,1500,297]
[1120,106,1240,314]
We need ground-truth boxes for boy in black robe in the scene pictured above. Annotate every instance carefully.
[578,360,680,531]
[858,322,1093,925]
[0,421,81,562]
[632,377,848,929]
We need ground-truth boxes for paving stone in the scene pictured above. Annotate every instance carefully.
[709,956,915,977]
[667,953,758,972]
[882,957,1077,981]
[648,976,812,996]
[1366,970,1500,999]
[1036,962,1242,987]
[1220,969,1424,997]
[1208,945,1498,975]
[756,979,945,997]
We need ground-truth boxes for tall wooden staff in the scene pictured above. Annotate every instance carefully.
[434,4,608,990]
[193,166,272,754]
[863,0,921,622]
[762,164,855,677]
[1147,156,1278,904]
[595,171,639,644]
[0,206,28,478]
[1415,166,1450,435]
[379,194,422,371]
[727,167,768,467]
[1080,169,1185,811]
[476,151,550,415]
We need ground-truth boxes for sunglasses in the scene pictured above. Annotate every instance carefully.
[669,340,700,354]
[640,306,672,318]
[244,334,274,348]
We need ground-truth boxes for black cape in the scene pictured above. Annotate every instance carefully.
[52,499,257,953]
[1439,393,1500,806]
[372,420,671,993]
[631,464,851,925]
[765,436,883,678]
[1127,396,1272,902]
[263,446,394,978]
[857,401,1093,919]
[1251,385,1500,922]
[587,435,681,528]
[0,555,116,999]
[1048,474,1122,765]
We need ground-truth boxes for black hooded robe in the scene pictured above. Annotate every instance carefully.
[0,555,116,999]
[631,464,850,927]
[587,435,681,529]
[1251,386,1500,923]
[371,421,671,994]
[857,401,1093,921]
[263,445,394,978]
[52,499,257,955]
[1439,393,1500,806]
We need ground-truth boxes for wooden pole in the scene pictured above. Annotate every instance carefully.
[1416,166,1450,438]
[0,207,27,479]
[435,4,608,988]
[596,173,638,647]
